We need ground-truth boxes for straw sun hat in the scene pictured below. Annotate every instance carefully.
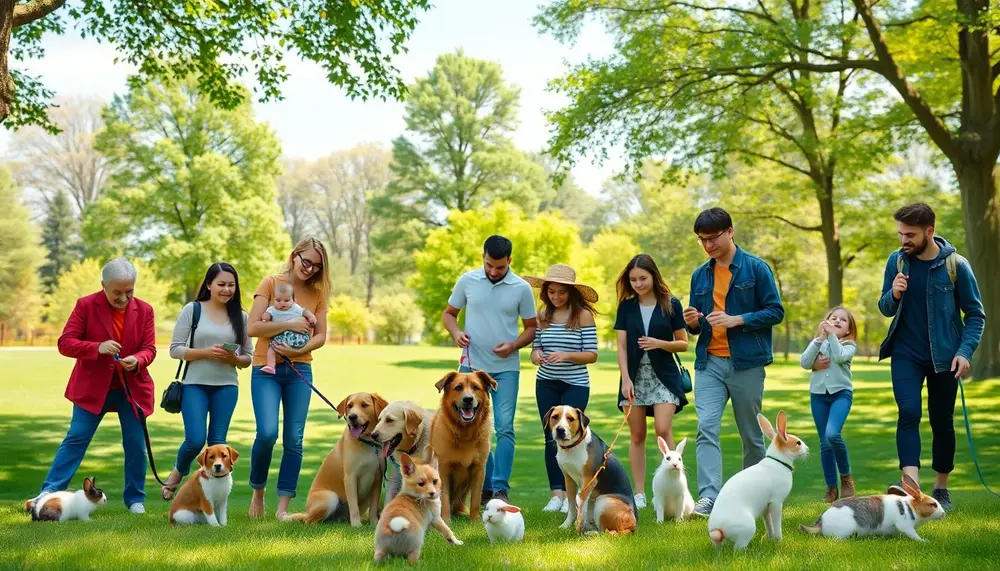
[523,264,599,303]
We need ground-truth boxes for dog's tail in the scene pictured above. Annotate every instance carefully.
[389,516,410,533]
[709,528,725,544]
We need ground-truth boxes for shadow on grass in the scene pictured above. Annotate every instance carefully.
[391,359,460,370]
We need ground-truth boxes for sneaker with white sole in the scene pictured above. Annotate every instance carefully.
[128,503,146,514]
[634,492,647,509]
[560,498,569,513]
[542,496,564,512]
[693,497,714,517]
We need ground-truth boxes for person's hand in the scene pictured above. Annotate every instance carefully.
[119,355,139,371]
[546,351,571,364]
[452,330,471,349]
[683,306,703,328]
[492,342,515,359]
[99,340,122,355]
[812,356,831,371]
[820,321,835,336]
[892,272,908,300]
[305,314,318,327]
[530,349,546,366]
[272,343,303,358]
[638,336,663,351]
[621,379,635,402]
[951,355,971,379]
[285,317,313,335]
[205,345,232,360]
[707,311,741,329]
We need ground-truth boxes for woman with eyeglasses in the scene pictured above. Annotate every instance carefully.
[247,237,332,520]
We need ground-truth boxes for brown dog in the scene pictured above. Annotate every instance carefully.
[285,392,389,526]
[429,371,496,521]
[169,444,238,526]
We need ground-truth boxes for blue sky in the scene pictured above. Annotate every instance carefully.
[0,0,621,196]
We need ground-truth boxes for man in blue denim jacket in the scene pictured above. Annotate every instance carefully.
[682,208,785,516]
[878,203,984,511]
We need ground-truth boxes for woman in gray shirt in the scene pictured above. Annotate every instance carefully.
[160,263,253,500]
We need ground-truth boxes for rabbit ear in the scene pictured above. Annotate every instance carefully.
[657,436,669,456]
[757,413,776,440]
[902,474,922,498]
[675,437,688,456]
[501,505,521,513]
[776,411,788,440]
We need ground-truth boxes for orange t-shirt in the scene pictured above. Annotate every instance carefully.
[110,308,126,389]
[707,264,732,358]
[252,275,329,366]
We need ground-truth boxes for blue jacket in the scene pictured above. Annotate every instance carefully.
[878,236,985,373]
[687,247,785,371]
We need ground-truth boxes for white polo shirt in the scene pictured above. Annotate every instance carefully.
[447,268,536,373]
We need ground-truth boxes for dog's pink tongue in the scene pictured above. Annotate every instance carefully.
[381,441,392,458]
[349,425,364,438]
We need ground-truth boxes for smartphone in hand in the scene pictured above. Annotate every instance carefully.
[221,343,240,353]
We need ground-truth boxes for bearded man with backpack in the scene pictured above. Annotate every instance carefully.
[877,203,985,511]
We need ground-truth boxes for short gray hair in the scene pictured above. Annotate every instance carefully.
[102,257,137,283]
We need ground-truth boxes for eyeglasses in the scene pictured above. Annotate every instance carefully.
[696,230,727,246]
[297,252,323,273]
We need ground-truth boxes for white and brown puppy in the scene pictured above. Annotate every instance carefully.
[371,400,433,502]
[169,444,238,526]
[286,391,389,525]
[27,477,107,522]
[544,405,637,535]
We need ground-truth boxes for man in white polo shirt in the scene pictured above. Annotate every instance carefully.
[442,235,538,505]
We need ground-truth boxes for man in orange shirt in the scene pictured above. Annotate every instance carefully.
[682,208,784,517]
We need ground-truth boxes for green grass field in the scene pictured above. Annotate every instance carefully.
[1,345,999,570]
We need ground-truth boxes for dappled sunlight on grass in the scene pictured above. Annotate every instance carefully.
[1,346,999,569]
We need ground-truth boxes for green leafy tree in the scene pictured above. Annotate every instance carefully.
[327,294,370,344]
[40,189,80,292]
[410,202,595,344]
[2,0,431,130]
[371,50,552,278]
[84,75,288,301]
[370,293,424,345]
[44,258,171,327]
[0,166,43,342]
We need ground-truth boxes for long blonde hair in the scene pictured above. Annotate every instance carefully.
[282,237,332,299]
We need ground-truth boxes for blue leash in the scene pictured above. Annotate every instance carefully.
[957,377,1000,497]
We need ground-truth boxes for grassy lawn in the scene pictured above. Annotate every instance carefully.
[1,345,999,570]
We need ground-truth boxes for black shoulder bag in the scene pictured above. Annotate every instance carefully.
[160,302,200,413]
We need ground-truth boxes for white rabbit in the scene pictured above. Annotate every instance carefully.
[482,498,525,543]
[652,436,694,522]
[800,474,944,541]
[707,411,809,549]
[27,477,107,522]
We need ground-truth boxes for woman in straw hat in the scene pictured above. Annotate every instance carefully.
[614,254,689,510]
[524,264,599,513]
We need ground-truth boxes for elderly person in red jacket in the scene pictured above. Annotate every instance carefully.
[30,258,157,514]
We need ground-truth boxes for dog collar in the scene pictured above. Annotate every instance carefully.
[200,469,229,479]
[358,437,382,451]
[387,443,418,469]
[558,430,588,451]
[766,455,794,472]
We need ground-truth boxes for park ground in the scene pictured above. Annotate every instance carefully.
[0,346,999,570]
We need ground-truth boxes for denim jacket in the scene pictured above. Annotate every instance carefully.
[878,236,985,373]
[687,247,785,371]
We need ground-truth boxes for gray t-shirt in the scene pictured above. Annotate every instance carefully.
[169,302,253,387]
[639,303,656,336]
[447,268,536,373]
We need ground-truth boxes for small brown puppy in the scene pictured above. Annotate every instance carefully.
[169,444,239,526]
[429,370,496,521]
[285,391,389,525]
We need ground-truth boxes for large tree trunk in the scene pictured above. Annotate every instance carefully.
[0,0,14,122]
[955,162,1000,379]
[818,179,844,308]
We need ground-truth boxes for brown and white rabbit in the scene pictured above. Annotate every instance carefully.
[708,411,809,549]
[374,447,462,563]
[800,474,944,541]
[27,477,107,522]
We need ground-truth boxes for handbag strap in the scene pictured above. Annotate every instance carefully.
[174,302,201,381]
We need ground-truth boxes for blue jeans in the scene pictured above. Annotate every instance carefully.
[891,357,957,473]
[462,367,519,493]
[810,390,853,487]
[175,384,239,476]
[40,390,146,507]
[535,377,589,490]
[249,363,312,497]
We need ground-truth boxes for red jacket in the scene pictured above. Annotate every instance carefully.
[58,292,157,416]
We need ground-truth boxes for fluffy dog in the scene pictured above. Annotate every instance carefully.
[371,400,433,502]
[429,371,496,521]
[285,392,389,525]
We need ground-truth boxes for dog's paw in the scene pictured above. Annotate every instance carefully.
[449,537,464,546]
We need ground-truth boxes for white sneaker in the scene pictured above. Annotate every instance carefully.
[634,492,647,509]
[560,498,569,513]
[128,503,146,514]
[542,496,564,512]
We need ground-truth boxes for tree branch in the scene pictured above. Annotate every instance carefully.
[844,242,870,267]
[733,148,812,177]
[12,0,65,27]
[746,212,823,232]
